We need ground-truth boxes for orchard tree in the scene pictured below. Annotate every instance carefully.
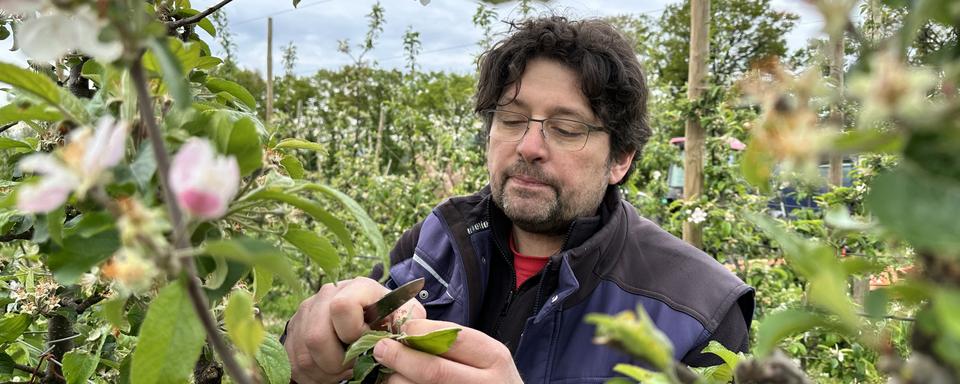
[652,0,798,92]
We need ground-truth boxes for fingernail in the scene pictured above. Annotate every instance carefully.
[373,339,389,360]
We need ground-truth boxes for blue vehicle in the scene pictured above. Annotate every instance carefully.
[664,137,853,218]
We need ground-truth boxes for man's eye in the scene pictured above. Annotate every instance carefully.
[501,120,528,127]
[549,124,586,138]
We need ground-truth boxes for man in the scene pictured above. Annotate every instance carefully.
[283,16,754,383]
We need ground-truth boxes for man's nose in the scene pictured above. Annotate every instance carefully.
[516,121,549,162]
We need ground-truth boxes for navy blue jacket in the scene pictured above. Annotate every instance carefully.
[383,186,755,383]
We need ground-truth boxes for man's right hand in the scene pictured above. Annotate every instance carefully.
[284,277,427,384]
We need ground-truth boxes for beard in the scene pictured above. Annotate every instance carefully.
[492,161,609,235]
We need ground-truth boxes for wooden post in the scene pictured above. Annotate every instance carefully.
[682,0,709,249]
[266,17,274,128]
[827,33,844,188]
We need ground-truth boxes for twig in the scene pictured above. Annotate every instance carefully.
[129,55,253,384]
[857,312,915,322]
[166,0,234,30]
[0,229,33,243]
[13,363,41,376]
[0,121,16,135]
[74,293,106,314]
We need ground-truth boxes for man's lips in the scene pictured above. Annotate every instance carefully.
[509,174,550,188]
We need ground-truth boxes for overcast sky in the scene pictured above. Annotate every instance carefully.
[0,0,828,76]
[202,0,829,76]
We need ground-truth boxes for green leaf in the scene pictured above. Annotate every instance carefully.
[202,253,229,290]
[206,77,256,109]
[222,117,263,176]
[63,212,115,238]
[0,352,14,375]
[275,138,324,152]
[349,354,380,383]
[244,189,354,257]
[866,165,960,253]
[63,350,99,384]
[280,154,305,179]
[176,9,217,37]
[80,59,104,86]
[0,101,61,126]
[302,183,386,262]
[146,38,192,110]
[612,364,671,384]
[698,341,741,383]
[47,230,120,285]
[255,337,291,384]
[0,61,61,107]
[0,136,32,151]
[253,266,274,302]
[131,281,206,384]
[102,296,130,332]
[283,228,339,280]
[130,142,158,194]
[585,306,675,373]
[203,238,299,292]
[747,214,861,329]
[741,139,773,194]
[755,309,835,357]
[344,331,393,364]
[832,128,904,154]
[398,327,461,355]
[824,206,873,233]
[225,290,265,357]
[47,206,64,246]
[0,313,32,343]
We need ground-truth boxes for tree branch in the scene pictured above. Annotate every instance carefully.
[166,0,234,30]
[0,229,33,243]
[129,55,253,384]
[13,363,41,376]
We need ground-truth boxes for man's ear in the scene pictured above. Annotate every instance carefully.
[608,150,636,185]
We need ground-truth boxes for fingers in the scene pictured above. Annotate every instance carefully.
[374,338,480,384]
[287,283,353,383]
[329,277,391,344]
[399,319,512,369]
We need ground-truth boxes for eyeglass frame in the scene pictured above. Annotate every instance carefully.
[480,109,605,151]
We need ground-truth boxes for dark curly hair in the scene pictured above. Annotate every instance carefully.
[475,16,650,184]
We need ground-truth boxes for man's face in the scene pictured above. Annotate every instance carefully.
[487,58,633,235]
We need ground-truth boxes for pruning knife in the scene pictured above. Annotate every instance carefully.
[361,277,425,329]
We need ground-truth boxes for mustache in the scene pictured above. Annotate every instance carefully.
[504,162,558,188]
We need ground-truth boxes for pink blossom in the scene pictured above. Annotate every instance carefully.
[16,117,128,213]
[169,138,240,220]
[16,155,79,213]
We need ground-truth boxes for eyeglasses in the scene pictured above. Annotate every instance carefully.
[481,109,604,151]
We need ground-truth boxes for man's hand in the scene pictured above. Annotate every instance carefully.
[373,318,523,384]
[284,277,426,384]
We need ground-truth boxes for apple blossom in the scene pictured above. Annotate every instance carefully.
[0,0,44,14]
[169,138,240,220]
[16,5,122,63]
[16,117,128,213]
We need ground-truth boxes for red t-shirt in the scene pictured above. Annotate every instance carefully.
[509,234,550,289]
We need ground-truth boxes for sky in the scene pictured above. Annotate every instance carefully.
[0,0,829,76]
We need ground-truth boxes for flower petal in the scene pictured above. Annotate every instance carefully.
[83,117,128,171]
[17,12,77,63]
[0,0,44,14]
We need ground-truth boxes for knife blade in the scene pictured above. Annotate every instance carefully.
[362,277,425,329]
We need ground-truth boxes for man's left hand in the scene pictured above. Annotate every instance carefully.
[372,319,523,384]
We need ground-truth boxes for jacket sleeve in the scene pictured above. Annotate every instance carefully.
[679,291,753,367]
[368,220,423,283]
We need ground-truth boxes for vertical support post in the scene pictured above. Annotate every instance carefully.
[828,33,845,188]
[266,17,274,128]
[683,0,709,249]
